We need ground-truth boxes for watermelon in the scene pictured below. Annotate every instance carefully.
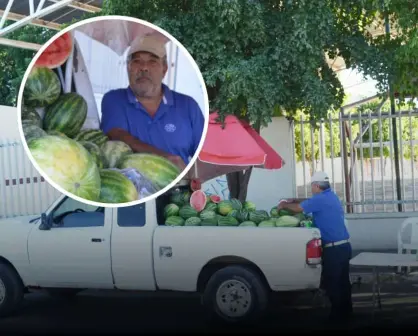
[23,124,47,142]
[170,191,185,207]
[164,203,180,218]
[279,209,294,216]
[218,216,239,227]
[239,221,257,227]
[199,210,217,221]
[190,179,201,191]
[230,198,243,210]
[294,213,306,221]
[183,191,191,203]
[185,217,201,226]
[23,67,61,108]
[258,220,276,227]
[98,169,138,203]
[204,202,218,212]
[218,200,234,216]
[165,216,185,226]
[118,153,181,190]
[243,201,257,212]
[21,106,42,128]
[227,210,238,218]
[249,210,270,224]
[79,141,104,169]
[179,205,198,219]
[275,215,300,227]
[190,190,207,212]
[101,140,132,168]
[236,209,249,222]
[74,129,108,147]
[43,93,87,138]
[201,220,218,226]
[28,135,101,201]
[47,130,67,137]
[34,31,73,69]
[270,207,280,218]
[210,195,221,203]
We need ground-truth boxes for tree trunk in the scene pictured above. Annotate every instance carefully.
[226,168,253,202]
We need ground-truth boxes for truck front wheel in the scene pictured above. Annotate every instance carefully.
[0,263,24,318]
[202,265,268,325]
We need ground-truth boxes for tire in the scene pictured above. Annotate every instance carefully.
[0,263,24,318]
[202,265,269,325]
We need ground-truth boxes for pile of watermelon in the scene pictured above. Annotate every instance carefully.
[21,64,180,203]
[164,190,313,228]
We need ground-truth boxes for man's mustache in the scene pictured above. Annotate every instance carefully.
[135,72,152,81]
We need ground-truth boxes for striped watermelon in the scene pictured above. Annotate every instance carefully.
[249,210,270,224]
[74,129,108,147]
[21,106,42,128]
[101,140,132,168]
[170,191,185,207]
[204,202,218,212]
[164,203,180,218]
[199,209,217,221]
[239,221,257,227]
[28,135,101,201]
[179,205,198,219]
[183,191,191,203]
[230,198,243,210]
[165,216,185,226]
[23,124,47,142]
[79,141,104,169]
[218,216,239,226]
[23,67,61,107]
[47,130,67,137]
[243,201,257,212]
[227,210,238,218]
[218,200,234,216]
[43,93,87,138]
[99,169,138,203]
[236,209,249,222]
[185,217,201,226]
[118,153,181,190]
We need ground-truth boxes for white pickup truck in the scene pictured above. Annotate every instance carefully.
[0,184,322,324]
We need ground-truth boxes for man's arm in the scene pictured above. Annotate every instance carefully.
[278,202,304,213]
[286,198,309,204]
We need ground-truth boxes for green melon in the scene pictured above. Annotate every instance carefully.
[185,216,201,226]
[239,221,257,227]
[21,105,42,128]
[170,191,185,207]
[201,219,218,226]
[218,216,239,226]
[23,124,47,143]
[164,203,180,218]
[183,191,191,203]
[98,169,138,203]
[227,210,238,218]
[118,153,181,190]
[23,67,61,107]
[230,198,243,210]
[218,200,234,216]
[47,130,67,137]
[279,209,294,216]
[270,206,280,218]
[275,215,300,227]
[28,135,101,201]
[243,201,257,212]
[79,141,104,169]
[236,209,249,222]
[199,210,217,221]
[179,205,198,219]
[249,210,270,224]
[101,140,133,168]
[43,92,88,138]
[204,202,218,212]
[258,220,277,227]
[74,129,109,147]
[165,216,185,226]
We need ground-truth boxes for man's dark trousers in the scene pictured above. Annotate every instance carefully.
[321,242,353,320]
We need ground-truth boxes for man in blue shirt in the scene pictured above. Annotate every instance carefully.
[100,35,205,172]
[277,171,353,322]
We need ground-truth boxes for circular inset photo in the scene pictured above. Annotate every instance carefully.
[17,16,209,207]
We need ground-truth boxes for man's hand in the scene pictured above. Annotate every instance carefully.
[166,155,187,172]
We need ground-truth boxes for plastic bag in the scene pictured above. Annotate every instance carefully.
[108,168,159,200]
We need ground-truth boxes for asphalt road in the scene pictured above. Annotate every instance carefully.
[2,278,418,334]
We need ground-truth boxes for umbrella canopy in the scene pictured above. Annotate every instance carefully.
[74,18,169,56]
[190,112,285,182]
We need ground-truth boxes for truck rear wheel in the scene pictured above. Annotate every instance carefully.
[0,263,24,318]
[202,265,268,325]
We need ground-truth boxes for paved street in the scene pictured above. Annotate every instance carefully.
[2,275,418,334]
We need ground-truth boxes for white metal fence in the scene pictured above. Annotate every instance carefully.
[0,138,61,218]
[292,97,418,214]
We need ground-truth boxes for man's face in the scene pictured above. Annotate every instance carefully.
[311,182,320,195]
[128,51,167,98]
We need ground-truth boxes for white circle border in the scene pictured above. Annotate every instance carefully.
[17,15,210,208]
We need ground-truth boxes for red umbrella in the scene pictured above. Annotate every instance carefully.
[190,111,285,183]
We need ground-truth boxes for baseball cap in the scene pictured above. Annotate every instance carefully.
[127,35,167,59]
[311,171,329,183]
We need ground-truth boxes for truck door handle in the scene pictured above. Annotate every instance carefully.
[91,238,103,243]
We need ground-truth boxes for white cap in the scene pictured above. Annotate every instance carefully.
[127,35,166,59]
[311,171,329,183]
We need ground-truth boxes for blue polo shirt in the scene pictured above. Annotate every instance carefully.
[300,188,349,244]
[100,84,204,164]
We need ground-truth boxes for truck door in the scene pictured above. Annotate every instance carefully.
[27,196,114,288]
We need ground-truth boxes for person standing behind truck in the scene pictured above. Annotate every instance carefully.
[277,171,353,322]
[100,35,205,172]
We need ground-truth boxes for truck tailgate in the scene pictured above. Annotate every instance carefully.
[152,226,322,292]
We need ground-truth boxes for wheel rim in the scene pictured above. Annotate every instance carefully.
[0,278,6,305]
[215,279,252,318]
